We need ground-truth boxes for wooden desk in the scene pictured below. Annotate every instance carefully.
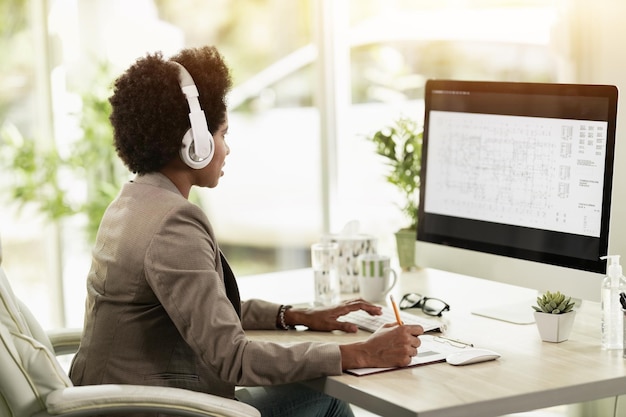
[237,268,626,417]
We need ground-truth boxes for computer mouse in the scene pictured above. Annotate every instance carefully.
[445,348,501,366]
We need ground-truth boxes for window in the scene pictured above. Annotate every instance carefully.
[0,0,565,328]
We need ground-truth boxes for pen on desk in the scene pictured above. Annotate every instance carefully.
[390,295,403,325]
[435,335,474,348]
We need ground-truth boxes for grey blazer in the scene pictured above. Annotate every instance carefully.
[69,173,341,399]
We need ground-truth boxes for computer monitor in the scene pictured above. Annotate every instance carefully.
[415,80,618,323]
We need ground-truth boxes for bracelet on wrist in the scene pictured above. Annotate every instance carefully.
[278,304,293,330]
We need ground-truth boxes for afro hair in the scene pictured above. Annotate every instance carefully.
[109,46,232,174]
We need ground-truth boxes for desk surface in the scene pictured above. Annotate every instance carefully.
[237,268,625,417]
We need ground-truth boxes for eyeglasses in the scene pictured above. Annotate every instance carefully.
[399,293,450,317]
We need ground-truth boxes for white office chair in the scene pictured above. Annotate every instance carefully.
[0,238,260,417]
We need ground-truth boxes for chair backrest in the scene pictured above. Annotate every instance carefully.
[0,251,72,416]
[0,235,55,352]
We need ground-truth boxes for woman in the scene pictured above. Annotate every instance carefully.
[69,46,424,417]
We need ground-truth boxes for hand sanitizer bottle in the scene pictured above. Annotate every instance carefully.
[601,255,626,350]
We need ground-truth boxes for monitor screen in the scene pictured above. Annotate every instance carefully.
[416,80,618,312]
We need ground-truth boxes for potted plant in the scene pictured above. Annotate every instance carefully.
[532,291,576,343]
[367,117,422,270]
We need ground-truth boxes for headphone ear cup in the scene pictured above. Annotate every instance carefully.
[180,128,214,169]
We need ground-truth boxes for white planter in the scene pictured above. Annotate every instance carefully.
[533,311,576,343]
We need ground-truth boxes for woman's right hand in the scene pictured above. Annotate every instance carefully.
[339,323,424,370]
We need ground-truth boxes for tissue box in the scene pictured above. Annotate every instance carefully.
[323,234,377,293]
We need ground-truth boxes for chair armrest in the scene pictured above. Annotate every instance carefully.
[47,328,82,356]
[41,384,260,417]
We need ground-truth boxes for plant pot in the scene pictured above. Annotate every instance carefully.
[394,228,416,271]
[533,311,576,343]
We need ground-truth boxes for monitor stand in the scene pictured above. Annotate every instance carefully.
[471,299,537,325]
[471,295,583,325]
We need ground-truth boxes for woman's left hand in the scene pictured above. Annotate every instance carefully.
[284,299,382,332]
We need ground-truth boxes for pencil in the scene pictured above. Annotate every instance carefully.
[390,295,403,325]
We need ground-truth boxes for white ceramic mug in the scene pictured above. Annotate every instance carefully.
[357,254,398,302]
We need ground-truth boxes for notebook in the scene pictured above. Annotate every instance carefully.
[344,334,466,376]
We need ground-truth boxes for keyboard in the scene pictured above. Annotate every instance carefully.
[338,306,443,333]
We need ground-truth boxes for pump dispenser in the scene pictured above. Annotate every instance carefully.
[600,255,626,350]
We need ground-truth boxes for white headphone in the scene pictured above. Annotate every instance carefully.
[172,61,214,169]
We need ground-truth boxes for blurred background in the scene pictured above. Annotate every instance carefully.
[1,0,624,338]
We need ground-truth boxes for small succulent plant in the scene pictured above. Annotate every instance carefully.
[532,291,575,314]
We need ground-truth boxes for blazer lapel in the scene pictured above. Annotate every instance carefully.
[220,252,241,318]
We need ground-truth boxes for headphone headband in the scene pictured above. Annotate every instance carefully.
[172,61,214,169]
